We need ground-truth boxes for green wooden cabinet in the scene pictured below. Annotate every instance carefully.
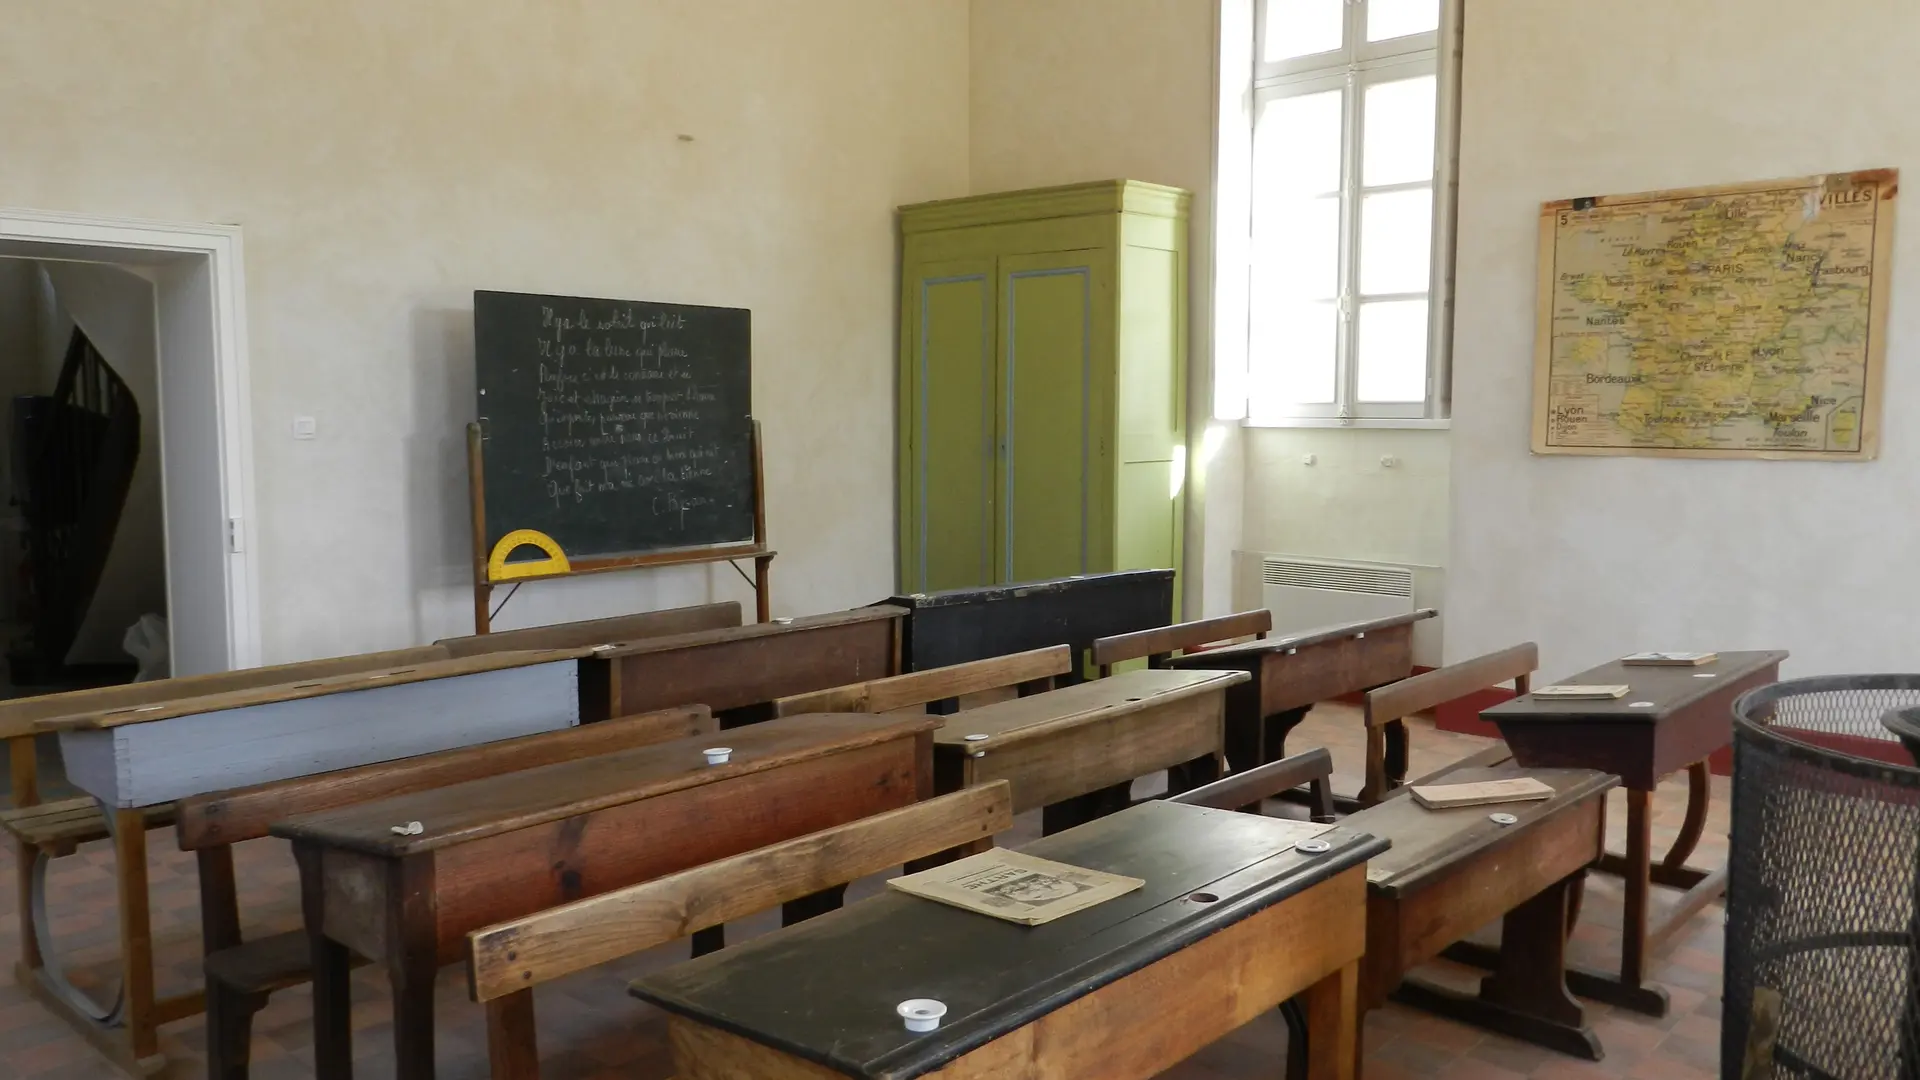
[897,180,1189,604]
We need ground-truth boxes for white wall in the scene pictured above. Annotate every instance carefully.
[969,0,1233,615]
[1243,428,1449,567]
[0,1,971,663]
[1448,0,1920,678]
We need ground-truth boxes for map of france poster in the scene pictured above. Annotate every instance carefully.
[1534,170,1895,459]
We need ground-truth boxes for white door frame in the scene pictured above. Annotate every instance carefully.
[0,207,261,670]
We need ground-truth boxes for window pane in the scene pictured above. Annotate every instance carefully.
[1359,188,1433,295]
[1251,301,1338,407]
[1356,299,1430,402]
[1255,89,1344,197]
[1263,0,1345,63]
[1362,75,1436,187]
[1368,0,1440,42]
[1258,195,1341,301]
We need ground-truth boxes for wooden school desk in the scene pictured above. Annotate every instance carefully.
[1161,610,1435,786]
[577,606,907,723]
[174,705,714,1080]
[18,648,580,1077]
[631,800,1385,1080]
[1480,650,1786,1016]
[931,668,1247,834]
[271,712,937,1080]
[1343,756,1617,1068]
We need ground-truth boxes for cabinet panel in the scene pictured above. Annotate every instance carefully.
[1000,252,1098,582]
[906,261,996,592]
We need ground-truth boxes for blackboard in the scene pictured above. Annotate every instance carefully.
[474,290,755,566]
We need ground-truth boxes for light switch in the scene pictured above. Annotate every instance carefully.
[292,416,318,440]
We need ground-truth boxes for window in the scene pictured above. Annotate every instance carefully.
[1246,0,1454,424]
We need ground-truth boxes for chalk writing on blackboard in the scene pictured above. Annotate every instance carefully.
[475,291,753,561]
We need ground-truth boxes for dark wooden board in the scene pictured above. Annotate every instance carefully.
[474,290,753,562]
[930,669,1242,745]
[883,571,1174,682]
[270,713,936,857]
[1482,651,1787,724]
[630,801,1384,1079]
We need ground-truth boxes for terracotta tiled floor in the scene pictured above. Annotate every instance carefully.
[0,705,1728,1078]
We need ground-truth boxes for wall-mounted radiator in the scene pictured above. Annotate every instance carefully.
[1236,552,1444,666]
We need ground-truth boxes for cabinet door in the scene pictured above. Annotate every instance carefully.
[998,250,1106,583]
[901,257,997,592]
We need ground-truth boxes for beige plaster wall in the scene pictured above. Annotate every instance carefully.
[1450,0,1920,677]
[0,1,971,662]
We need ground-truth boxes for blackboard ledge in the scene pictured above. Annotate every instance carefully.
[487,543,773,585]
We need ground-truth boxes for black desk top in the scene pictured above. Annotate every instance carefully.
[630,801,1384,1079]
[1481,650,1786,725]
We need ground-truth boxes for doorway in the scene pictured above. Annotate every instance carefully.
[0,209,260,689]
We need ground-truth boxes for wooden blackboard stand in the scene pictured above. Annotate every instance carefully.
[465,420,775,634]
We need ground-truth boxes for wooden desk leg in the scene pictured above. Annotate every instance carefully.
[391,857,439,1080]
[14,836,39,971]
[295,844,354,1079]
[113,809,158,1062]
[1361,726,1389,808]
[690,927,726,957]
[1040,783,1132,835]
[1302,960,1358,1080]
[1261,706,1311,768]
[1621,787,1652,988]
[781,884,848,926]
[1391,874,1603,1060]
[1280,998,1309,1080]
[1166,753,1222,798]
[1552,786,1671,1017]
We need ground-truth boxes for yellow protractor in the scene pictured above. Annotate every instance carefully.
[488,529,572,581]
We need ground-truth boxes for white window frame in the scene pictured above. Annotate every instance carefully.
[1242,0,1460,428]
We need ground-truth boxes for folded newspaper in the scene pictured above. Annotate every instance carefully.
[887,848,1145,926]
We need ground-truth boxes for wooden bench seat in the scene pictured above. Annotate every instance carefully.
[466,782,1015,1079]
[1,797,174,855]
[1360,642,1536,804]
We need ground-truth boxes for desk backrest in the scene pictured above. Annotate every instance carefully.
[1364,642,1538,727]
[466,782,1013,1003]
[770,646,1072,718]
[435,603,742,658]
[1090,610,1272,674]
[1169,749,1335,819]
[175,705,713,850]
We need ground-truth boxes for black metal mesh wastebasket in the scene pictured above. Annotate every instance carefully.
[1728,677,1920,1079]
